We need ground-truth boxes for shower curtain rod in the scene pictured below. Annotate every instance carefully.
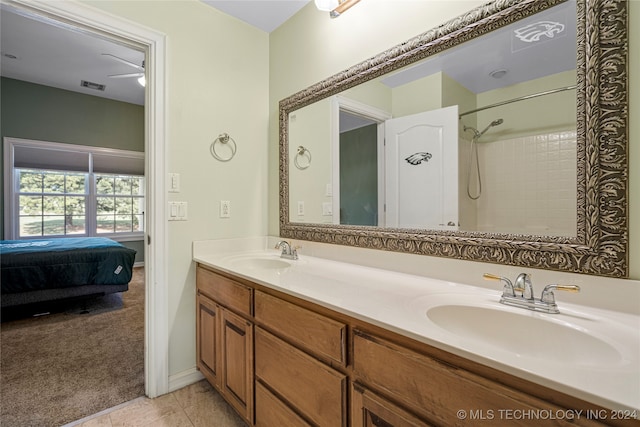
[458,85,577,118]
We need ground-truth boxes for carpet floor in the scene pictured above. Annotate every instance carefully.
[1,267,145,427]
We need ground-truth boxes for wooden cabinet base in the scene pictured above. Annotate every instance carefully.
[197,264,628,427]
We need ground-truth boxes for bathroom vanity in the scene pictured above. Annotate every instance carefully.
[192,0,635,423]
[194,240,639,427]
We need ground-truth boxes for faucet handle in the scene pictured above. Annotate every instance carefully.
[483,273,502,281]
[483,273,515,297]
[541,284,580,304]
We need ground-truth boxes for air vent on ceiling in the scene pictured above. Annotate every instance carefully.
[81,80,106,91]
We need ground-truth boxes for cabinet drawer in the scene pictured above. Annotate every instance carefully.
[351,383,432,427]
[255,327,347,427]
[196,266,252,316]
[255,290,347,365]
[352,330,576,426]
[255,381,311,427]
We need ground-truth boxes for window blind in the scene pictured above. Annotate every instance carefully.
[93,153,144,175]
[14,145,90,172]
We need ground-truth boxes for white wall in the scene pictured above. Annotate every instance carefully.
[269,0,639,281]
[83,0,269,377]
[288,99,332,223]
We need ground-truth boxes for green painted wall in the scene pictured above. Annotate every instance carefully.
[339,124,378,226]
[0,77,145,262]
[1,77,144,149]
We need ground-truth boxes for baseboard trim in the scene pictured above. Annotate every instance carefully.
[133,261,145,268]
[168,368,204,393]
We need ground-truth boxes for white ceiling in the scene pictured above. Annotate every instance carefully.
[1,1,576,108]
[1,9,146,105]
[0,1,307,106]
[201,0,310,33]
[381,1,576,94]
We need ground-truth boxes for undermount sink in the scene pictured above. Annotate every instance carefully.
[426,303,625,367]
[228,256,292,271]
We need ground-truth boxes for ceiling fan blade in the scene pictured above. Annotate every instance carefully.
[108,72,144,78]
[102,53,144,70]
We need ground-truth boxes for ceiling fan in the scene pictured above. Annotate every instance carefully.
[102,53,145,86]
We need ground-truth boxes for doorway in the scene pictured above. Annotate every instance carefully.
[1,0,168,403]
[331,96,391,226]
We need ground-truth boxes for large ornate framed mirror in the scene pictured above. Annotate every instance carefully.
[279,0,628,278]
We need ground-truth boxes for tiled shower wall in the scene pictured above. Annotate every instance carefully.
[472,130,577,236]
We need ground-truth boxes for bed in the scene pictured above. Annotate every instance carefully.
[1,237,136,309]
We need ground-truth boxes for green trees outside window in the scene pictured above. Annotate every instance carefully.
[96,174,145,234]
[17,169,144,238]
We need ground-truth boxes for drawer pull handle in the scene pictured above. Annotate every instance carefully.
[225,320,246,337]
[368,412,394,427]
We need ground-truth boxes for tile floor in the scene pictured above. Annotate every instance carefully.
[65,380,248,427]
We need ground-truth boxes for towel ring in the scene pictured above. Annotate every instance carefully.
[210,133,237,162]
[294,145,312,170]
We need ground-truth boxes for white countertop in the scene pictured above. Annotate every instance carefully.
[193,237,640,414]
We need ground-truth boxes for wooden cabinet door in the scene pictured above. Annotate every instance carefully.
[351,383,432,427]
[221,308,254,424]
[196,294,220,387]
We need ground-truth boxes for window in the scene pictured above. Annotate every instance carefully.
[5,138,144,241]
[96,174,145,234]
[17,169,87,237]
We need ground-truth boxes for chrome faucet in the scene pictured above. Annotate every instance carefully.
[483,273,580,314]
[515,272,534,300]
[275,240,298,260]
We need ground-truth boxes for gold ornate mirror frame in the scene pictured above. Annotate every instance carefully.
[279,0,628,278]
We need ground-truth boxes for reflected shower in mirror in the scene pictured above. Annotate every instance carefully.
[279,0,628,278]
[288,0,577,237]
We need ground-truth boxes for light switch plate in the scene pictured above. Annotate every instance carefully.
[169,173,180,193]
[169,201,187,220]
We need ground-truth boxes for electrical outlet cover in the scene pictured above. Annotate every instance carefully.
[322,202,333,216]
[220,200,231,218]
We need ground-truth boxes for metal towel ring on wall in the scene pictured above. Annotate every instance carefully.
[294,145,312,170]
[210,133,237,162]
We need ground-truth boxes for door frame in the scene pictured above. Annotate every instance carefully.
[2,0,169,397]
[331,96,391,226]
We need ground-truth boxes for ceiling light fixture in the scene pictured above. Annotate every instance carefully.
[314,0,338,11]
[315,0,361,18]
[489,69,508,79]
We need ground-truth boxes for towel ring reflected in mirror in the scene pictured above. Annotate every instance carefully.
[278,0,629,278]
[210,133,237,162]
[294,145,312,170]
